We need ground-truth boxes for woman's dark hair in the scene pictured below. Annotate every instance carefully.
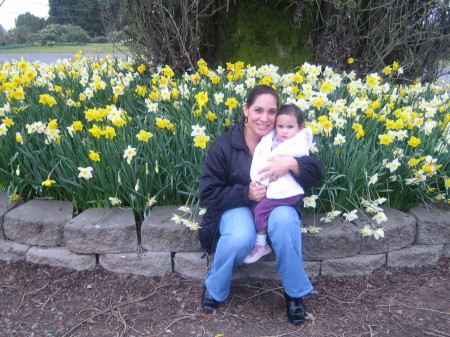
[245,84,279,108]
[277,103,306,126]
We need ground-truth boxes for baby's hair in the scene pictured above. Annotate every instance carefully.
[277,104,306,126]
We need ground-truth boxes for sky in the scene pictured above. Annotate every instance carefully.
[0,0,49,31]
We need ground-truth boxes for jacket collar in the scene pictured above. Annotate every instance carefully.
[229,121,248,150]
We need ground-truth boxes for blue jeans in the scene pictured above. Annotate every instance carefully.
[205,206,313,302]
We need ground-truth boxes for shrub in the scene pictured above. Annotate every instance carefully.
[39,24,91,45]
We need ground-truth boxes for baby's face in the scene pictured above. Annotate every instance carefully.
[275,114,303,141]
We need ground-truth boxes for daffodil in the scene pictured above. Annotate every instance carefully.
[0,123,7,136]
[147,196,157,207]
[303,195,318,208]
[78,167,93,180]
[225,97,239,109]
[109,197,122,206]
[191,125,206,137]
[193,135,210,149]
[89,150,101,161]
[171,214,182,224]
[123,145,137,164]
[407,136,421,147]
[359,225,373,237]
[136,130,153,142]
[42,179,56,187]
[178,205,191,213]
[343,209,358,221]
[372,212,388,224]
[373,227,385,240]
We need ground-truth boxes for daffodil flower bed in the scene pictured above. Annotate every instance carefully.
[0,52,449,240]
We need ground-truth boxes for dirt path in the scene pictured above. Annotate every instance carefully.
[0,257,448,337]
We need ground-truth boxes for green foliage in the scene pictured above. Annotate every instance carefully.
[215,0,313,69]
[48,0,105,37]
[39,24,92,45]
[15,12,46,33]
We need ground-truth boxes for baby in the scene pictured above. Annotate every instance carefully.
[244,103,313,263]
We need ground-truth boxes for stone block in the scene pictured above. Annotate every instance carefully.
[0,190,23,239]
[321,254,386,277]
[65,208,137,254]
[443,242,450,257]
[141,205,202,252]
[26,246,96,271]
[387,244,443,268]
[0,238,29,262]
[99,251,172,277]
[4,199,72,246]
[408,203,450,245]
[360,207,416,254]
[173,252,209,279]
[301,214,360,260]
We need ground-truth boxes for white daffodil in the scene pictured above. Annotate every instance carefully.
[78,167,93,180]
[191,124,206,137]
[123,145,137,164]
[178,205,191,213]
[359,225,373,237]
[109,197,122,206]
[303,195,318,208]
[343,209,358,221]
[372,212,388,224]
[373,227,385,240]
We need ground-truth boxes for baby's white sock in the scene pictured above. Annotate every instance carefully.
[256,234,267,246]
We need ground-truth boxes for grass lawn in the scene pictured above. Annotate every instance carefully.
[0,43,130,54]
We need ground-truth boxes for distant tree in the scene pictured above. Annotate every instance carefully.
[0,24,5,35]
[95,0,123,38]
[48,0,105,37]
[120,0,224,71]
[15,12,46,33]
[311,0,450,82]
[7,26,34,44]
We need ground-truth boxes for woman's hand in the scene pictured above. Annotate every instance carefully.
[248,181,267,202]
[258,156,300,182]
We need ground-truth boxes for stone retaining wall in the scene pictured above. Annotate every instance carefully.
[1,190,449,280]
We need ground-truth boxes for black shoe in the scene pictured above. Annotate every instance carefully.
[202,286,220,312]
[284,292,306,325]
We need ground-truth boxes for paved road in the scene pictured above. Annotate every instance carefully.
[0,53,129,64]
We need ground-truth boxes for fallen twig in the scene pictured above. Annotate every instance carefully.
[375,303,450,315]
[223,312,268,335]
[425,328,450,337]
[17,282,50,311]
[41,287,60,310]
[156,314,203,335]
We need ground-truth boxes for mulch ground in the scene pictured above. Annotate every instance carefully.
[0,257,448,337]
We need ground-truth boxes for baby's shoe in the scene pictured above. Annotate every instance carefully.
[243,244,272,264]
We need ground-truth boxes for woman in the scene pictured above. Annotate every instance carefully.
[198,85,323,325]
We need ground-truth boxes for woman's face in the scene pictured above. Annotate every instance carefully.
[243,93,278,139]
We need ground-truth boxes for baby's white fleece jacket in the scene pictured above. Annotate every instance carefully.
[250,127,313,199]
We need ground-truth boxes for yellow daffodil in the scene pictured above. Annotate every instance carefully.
[193,135,210,149]
[407,136,421,147]
[136,130,153,142]
[42,179,56,187]
[89,150,101,161]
